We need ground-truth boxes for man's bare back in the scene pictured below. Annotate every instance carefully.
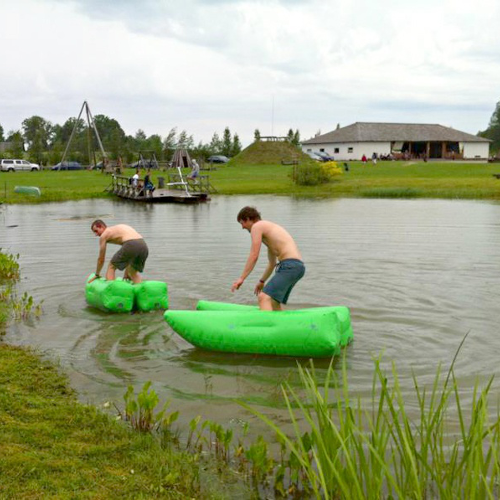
[100,224,143,245]
[254,220,302,262]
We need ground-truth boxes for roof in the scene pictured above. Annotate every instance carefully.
[302,122,490,145]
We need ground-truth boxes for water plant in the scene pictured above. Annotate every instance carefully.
[242,353,500,499]
[0,249,20,281]
[120,381,179,433]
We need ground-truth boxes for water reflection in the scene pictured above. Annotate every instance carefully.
[3,196,500,429]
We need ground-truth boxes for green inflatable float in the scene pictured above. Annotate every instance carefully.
[196,300,354,347]
[85,274,168,313]
[164,301,353,357]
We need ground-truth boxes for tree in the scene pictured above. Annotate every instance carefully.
[231,133,242,157]
[292,129,301,147]
[163,127,177,161]
[254,129,261,141]
[221,127,232,156]
[177,130,194,149]
[287,128,294,142]
[6,130,24,157]
[479,101,500,154]
[22,116,52,151]
[0,124,4,142]
[209,132,222,155]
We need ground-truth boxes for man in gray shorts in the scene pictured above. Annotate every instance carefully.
[231,206,305,311]
[89,220,149,284]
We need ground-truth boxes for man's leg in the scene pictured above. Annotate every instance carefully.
[258,291,282,311]
[105,263,117,281]
[127,265,142,284]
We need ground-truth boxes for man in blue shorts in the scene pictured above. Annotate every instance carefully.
[231,206,305,311]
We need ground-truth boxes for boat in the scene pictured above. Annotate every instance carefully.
[85,274,168,313]
[164,301,353,357]
[14,186,41,196]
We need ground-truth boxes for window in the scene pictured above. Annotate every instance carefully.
[334,148,339,154]
[348,147,353,153]
[320,148,325,152]
[306,148,312,152]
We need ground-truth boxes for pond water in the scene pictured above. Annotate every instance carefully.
[2,196,500,435]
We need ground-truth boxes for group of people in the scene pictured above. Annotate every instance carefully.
[89,206,305,311]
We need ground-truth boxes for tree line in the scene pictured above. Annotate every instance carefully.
[0,115,244,166]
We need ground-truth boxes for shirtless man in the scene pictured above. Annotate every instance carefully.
[231,206,305,311]
[89,220,149,284]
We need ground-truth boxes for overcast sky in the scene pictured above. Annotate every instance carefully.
[1,0,499,145]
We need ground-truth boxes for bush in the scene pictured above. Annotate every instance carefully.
[292,161,342,186]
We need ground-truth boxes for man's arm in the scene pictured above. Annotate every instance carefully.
[231,224,263,292]
[254,246,276,295]
[92,236,107,278]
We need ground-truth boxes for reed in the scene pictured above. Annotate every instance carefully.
[243,354,500,499]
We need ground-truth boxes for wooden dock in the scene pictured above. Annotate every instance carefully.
[108,173,216,204]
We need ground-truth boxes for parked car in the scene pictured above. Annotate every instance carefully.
[52,161,84,171]
[207,155,230,164]
[306,152,325,162]
[315,151,335,161]
[0,159,40,172]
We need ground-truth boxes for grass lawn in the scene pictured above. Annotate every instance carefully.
[2,160,500,204]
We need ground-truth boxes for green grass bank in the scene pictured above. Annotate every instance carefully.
[2,160,500,204]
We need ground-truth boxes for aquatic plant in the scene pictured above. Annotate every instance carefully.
[243,353,500,499]
[121,381,178,433]
[0,249,20,281]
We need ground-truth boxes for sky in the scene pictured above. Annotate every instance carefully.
[1,0,499,146]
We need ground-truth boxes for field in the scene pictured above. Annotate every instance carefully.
[1,160,500,204]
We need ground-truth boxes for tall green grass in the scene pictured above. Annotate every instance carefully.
[244,353,500,499]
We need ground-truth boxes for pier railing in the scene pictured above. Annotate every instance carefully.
[165,171,218,194]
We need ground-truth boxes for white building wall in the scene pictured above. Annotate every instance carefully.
[462,142,489,160]
[302,142,391,160]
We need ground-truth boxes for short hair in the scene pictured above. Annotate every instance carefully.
[237,206,261,222]
[91,219,106,230]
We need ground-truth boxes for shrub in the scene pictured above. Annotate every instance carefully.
[292,161,342,186]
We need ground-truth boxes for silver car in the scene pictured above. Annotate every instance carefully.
[0,159,40,172]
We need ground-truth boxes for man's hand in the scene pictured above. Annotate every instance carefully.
[254,281,264,296]
[88,274,100,284]
[231,277,244,292]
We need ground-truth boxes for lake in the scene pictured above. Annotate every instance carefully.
[2,195,500,435]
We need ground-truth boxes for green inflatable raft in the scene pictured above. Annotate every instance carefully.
[85,274,168,313]
[196,300,354,347]
[164,301,353,357]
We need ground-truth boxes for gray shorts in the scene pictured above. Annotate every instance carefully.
[110,239,149,272]
[263,259,305,305]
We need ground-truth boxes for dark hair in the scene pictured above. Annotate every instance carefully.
[237,206,261,222]
[91,219,106,230]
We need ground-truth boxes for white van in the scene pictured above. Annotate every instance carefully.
[0,159,40,172]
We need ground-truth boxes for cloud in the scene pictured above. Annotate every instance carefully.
[0,0,499,144]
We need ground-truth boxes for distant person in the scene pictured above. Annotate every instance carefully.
[372,152,378,165]
[144,168,155,195]
[89,220,149,284]
[187,159,200,181]
[231,206,305,311]
[343,162,349,172]
[131,169,140,188]
[361,154,367,164]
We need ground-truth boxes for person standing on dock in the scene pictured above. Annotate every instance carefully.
[89,220,149,284]
[231,206,305,311]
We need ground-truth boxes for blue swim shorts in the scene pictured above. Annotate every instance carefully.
[262,259,305,305]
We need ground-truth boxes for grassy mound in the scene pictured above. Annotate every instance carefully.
[230,140,310,165]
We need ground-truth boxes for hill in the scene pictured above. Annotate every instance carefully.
[230,140,311,165]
